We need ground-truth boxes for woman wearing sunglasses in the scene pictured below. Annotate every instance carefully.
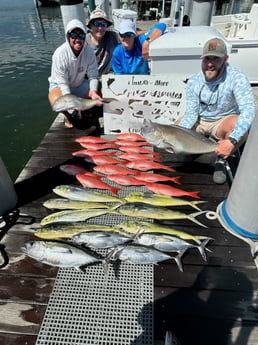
[48,19,102,128]
[112,19,166,75]
[86,8,119,76]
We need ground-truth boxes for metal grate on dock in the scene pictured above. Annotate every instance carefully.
[36,185,154,345]
[36,263,153,345]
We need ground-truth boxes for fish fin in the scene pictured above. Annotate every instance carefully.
[165,330,181,345]
[188,191,201,199]
[110,187,121,195]
[102,98,118,103]
[190,200,207,211]
[172,252,184,272]
[109,204,121,212]
[172,176,181,185]
[165,147,176,154]
[167,166,176,172]
[188,210,208,228]
[198,238,214,261]
[102,259,109,276]
[165,330,173,345]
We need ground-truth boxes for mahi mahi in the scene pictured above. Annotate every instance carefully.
[141,119,218,154]
[40,208,110,226]
[53,185,123,203]
[113,203,207,227]
[43,198,110,210]
[35,222,115,239]
[124,191,206,211]
[115,220,211,244]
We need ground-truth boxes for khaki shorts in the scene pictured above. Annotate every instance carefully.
[196,118,226,140]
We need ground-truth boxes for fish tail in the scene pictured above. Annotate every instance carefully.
[172,176,181,185]
[102,259,110,276]
[198,238,213,261]
[188,210,208,228]
[164,330,173,345]
[172,252,184,272]
[188,191,201,199]
[110,186,121,195]
[166,166,176,172]
[190,200,207,211]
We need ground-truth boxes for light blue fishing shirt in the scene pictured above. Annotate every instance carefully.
[180,64,256,142]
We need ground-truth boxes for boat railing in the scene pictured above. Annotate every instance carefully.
[213,4,258,39]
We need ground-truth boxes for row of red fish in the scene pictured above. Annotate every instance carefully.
[60,132,200,199]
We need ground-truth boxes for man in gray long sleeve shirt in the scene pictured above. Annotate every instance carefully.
[48,19,102,127]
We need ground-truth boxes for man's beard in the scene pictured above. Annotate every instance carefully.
[204,63,225,82]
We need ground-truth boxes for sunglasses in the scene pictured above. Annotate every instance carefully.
[119,32,135,38]
[92,21,108,27]
[69,32,86,40]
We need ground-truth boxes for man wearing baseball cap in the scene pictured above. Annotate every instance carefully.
[86,8,119,76]
[179,37,256,184]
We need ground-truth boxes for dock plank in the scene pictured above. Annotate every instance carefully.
[1,111,257,345]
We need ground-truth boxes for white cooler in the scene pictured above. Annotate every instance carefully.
[112,9,137,32]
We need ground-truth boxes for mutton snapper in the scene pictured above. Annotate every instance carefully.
[21,240,105,270]
[141,119,218,154]
[52,94,116,113]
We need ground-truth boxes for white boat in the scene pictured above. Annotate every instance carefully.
[212,3,258,83]
[149,3,258,83]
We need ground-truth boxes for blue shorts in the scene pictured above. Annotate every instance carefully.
[49,80,90,98]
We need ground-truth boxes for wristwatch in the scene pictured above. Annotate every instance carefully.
[228,136,238,145]
[146,37,153,43]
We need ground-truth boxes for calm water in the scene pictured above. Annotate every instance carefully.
[0,0,253,181]
[0,0,85,181]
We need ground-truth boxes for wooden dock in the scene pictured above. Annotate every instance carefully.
[0,106,258,345]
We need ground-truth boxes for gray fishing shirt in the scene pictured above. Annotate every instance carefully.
[180,64,256,142]
[48,19,99,95]
[86,31,119,75]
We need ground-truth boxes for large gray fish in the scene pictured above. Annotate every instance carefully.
[71,231,131,249]
[141,119,218,154]
[52,94,116,113]
[133,233,211,261]
[21,240,104,270]
[110,244,183,271]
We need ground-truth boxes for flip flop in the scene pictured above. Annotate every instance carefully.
[64,115,73,128]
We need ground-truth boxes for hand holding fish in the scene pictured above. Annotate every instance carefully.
[216,139,235,159]
[88,90,103,103]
